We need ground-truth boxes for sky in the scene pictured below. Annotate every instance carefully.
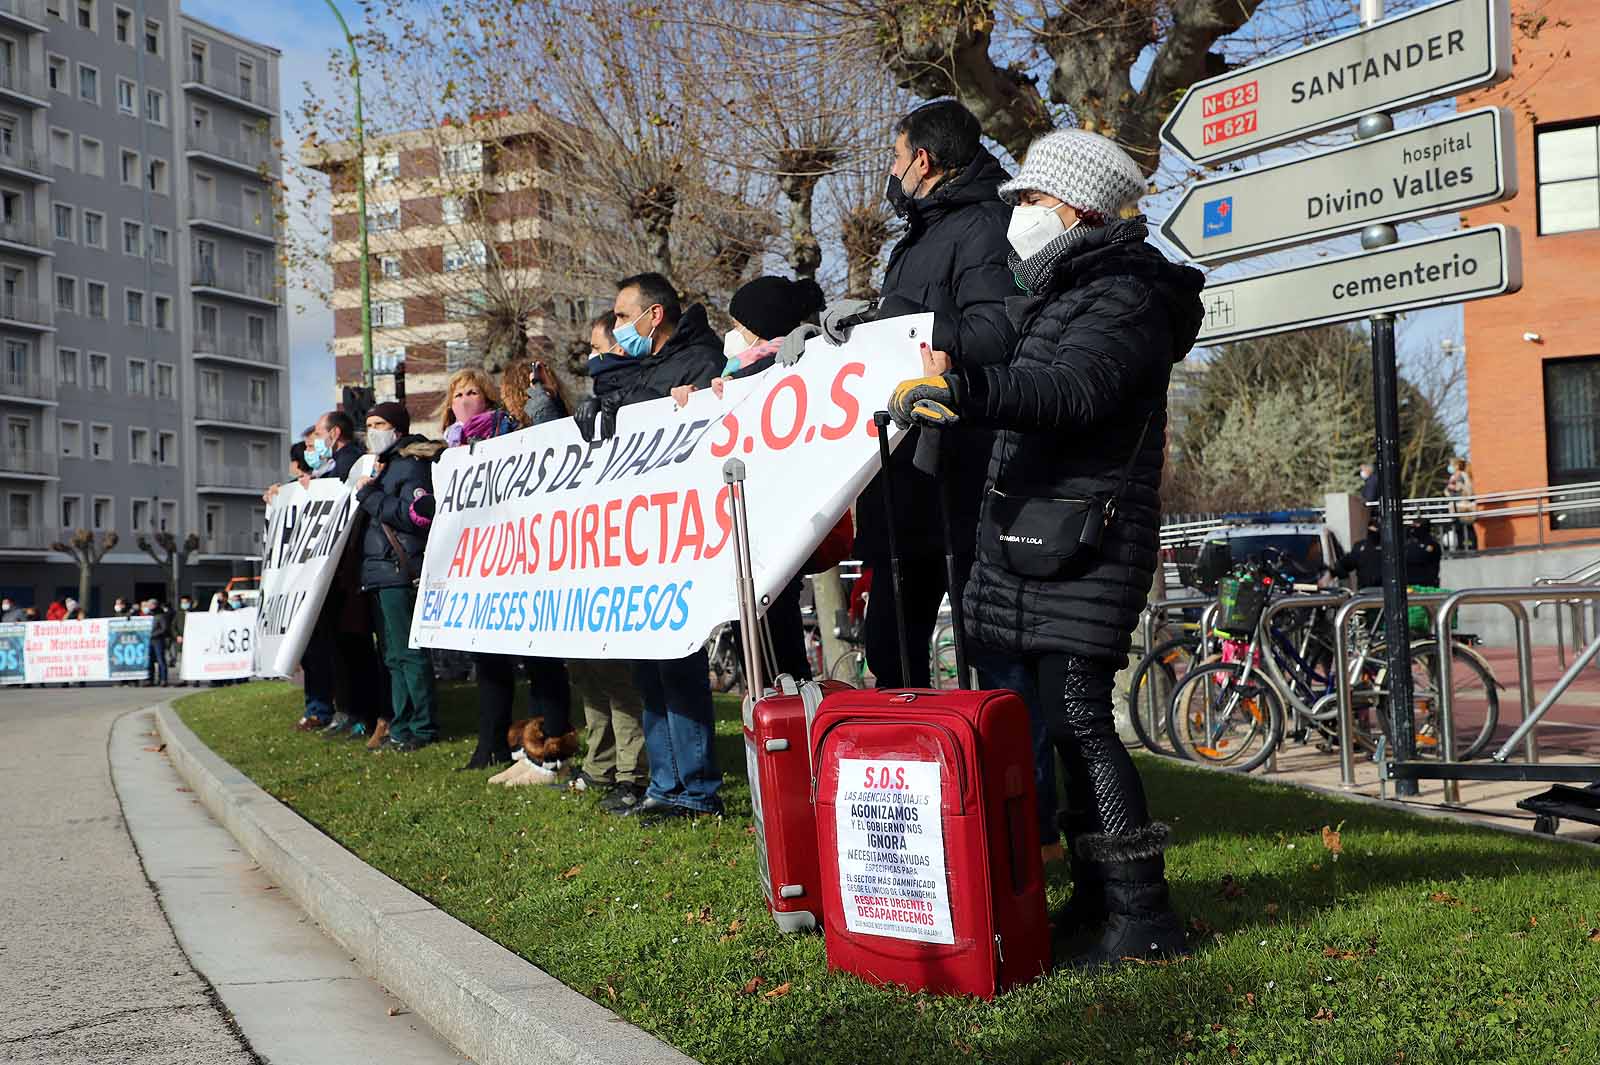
[185,0,1470,443]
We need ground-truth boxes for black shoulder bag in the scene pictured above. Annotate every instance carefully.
[978,413,1154,580]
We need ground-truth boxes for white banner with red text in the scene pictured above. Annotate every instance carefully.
[410,314,929,659]
[255,460,372,677]
[0,616,153,684]
[181,608,258,682]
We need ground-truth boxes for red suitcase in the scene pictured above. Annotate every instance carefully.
[724,458,852,933]
[808,415,1049,998]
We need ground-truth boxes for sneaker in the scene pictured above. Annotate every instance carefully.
[614,792,674,818]
[319,712,354,737]
[294,715,329,732]
[373,735,428,754]
[571,769,613,794]
[348,722,369,741]
[598,782,645,814]
[365,719,391,751]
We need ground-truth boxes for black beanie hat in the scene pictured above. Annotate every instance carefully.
[728,276,827,342]
[367,401,411,435]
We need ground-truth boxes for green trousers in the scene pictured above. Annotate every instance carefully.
[372,586,437,744]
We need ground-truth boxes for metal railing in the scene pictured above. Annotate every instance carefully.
[0,0,46,24]
[0,63,46,100]
[185,129,274,172]
[0,218,49,249]
[190,199,275,238]
[183,64,274,111]
[0,523,47,549]
[1530,553,1600,668]
[194,397,282,427]
[198,531,263,557]
[196,463,277,490]
[0,294,51,326]
[0,448,56,475]
[193,329,281,365]
[0,142,47,176]
[192,264,278,303]
[0,367,52,400]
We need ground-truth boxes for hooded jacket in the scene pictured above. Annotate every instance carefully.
[356,434,444,591]
[615,303,726,406]
[856,147,1017,561]
[958,218,1205,661]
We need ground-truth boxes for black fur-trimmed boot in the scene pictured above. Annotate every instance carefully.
[1063,822,1187,969]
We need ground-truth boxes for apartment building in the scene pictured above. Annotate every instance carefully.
[0,0,288,612]
[305,113,601,426]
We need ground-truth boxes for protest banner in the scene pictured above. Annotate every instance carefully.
[411,314,929,659]
[255,461,370,677]
[0,616,153,684]
[180,608,258,682]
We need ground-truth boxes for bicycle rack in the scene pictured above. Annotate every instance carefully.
[1253,591,1353,773]
[1137,596,1215,747]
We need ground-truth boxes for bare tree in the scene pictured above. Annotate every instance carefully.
[137,531,201,609]
[51,529,118,610]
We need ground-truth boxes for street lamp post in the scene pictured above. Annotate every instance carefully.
[323,0,374,391]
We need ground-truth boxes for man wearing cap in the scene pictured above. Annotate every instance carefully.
[889,128,1206,969]
[353,401,443,752]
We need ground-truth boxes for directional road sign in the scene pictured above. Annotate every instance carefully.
[1160,0,1511,166]
[1160,107,1515,264]
[1195,224,1520,346]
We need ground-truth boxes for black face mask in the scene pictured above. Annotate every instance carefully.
[884,169,914,218]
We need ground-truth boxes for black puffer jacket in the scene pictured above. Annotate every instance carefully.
[856,148,1016,561]
[958,219,1205,661]
[616,304,725,405]
[356,435,444,591]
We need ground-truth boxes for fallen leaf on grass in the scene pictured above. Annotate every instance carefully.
[1244,992,1256,1007]
[1321,824,1343,855]
[684,905,713,925]
[559,864,582,880]
[1528,915,1539,928]
[1323,947,1362,960]
[1311,1007,1336,1022]
[763,981,792,999]
[1428,891,1463,906]
[741,977,764,995]
[604,983,618,1002]
[728,919,743,933]
[1587,929,1600,942]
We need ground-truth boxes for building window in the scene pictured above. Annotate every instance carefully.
[199,369,221,404]
[121,218,141,255]
[158,499,175,531]
[130,498,149,533]
[153,294,170,329]
[129,427,149,464]
[52,202,73,241]
[446,290,485,320]
[87,352,107,390]
[75,0,94,31]
[367,202,399,232]
[145,88,164,125]
[363,151,398,186]
[379,254,400,279]
[82,210,103,247]
[89,423,109,459]
[113,5,130,43]
[441,142,482,174]
[126,357,146,394]
[441,195,464,224]
[47,55,65,92]
[57,347,78,386]
[85,281,105,319]
[79,136,102,176]
[59,420,81,457]
[1545,356,1600,529]
[248,376,267,408]
[237,57,255,100]
[246,314,265,354]
[116,76,135,116]
[124,288,143,325]
[155,362,173,399]
[119,148,138,186]
[196,303,218,339]
[92,496,111,530]
[49,128,72,169]
[445,339,472,371]
[444,240,486,272]
[188,40,205,81]
[53,274,75,313]
[144,18,160,55]
[77,63,97,104]
[1537,120,1600,236]
[157,430,175,464]
[375,345,404,374]
[190,103,208,131]
[61,494,81,527]
[45,0,60,18]
[372,299,404,327]
[147,158,167,194]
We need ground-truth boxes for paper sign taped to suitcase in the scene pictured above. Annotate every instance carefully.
[409,314,928,659]
[834,757,954,944]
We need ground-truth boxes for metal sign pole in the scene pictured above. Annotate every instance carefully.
[1359,0,1419,797]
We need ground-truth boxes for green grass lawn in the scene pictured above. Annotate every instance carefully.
[176,681,1600,1065]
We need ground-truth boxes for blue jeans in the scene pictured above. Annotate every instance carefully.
[632,649,723,813]
[971,642,1059,844]
[149,637,168,686]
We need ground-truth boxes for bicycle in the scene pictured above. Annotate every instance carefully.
[1125,624,1203,756]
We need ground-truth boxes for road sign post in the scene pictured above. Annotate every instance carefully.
[1159,107,1516,263]
[1159,0,1512,166]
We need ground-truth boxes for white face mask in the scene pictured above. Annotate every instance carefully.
[723,328,746,359]
[1007,203,1077,261]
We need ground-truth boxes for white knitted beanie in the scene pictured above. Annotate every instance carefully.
[998,129,1146,220]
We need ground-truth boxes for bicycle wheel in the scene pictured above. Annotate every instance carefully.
[1390,640,1501,760]
[828,648,866,685]
[1167,662,1284,773]
[1125,636,1199,756]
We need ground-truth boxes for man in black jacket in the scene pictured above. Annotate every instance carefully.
[823,101,1017,688]
[589,272,724,822]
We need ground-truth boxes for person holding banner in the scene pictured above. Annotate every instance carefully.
[355,401,442,752]
[887,129,1205,968]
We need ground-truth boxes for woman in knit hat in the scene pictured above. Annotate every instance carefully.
[888,128,1207,968]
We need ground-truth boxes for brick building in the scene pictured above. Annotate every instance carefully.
[1460,0,1600,547]
[303,113,606,428]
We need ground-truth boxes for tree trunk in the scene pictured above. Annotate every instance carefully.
[785,176,822,281]
[78,561,91,612]
[630,185,678,281]
[841,206,892,301]
[809,567,849,678]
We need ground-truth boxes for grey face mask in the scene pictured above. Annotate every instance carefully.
[366,428,398,454]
